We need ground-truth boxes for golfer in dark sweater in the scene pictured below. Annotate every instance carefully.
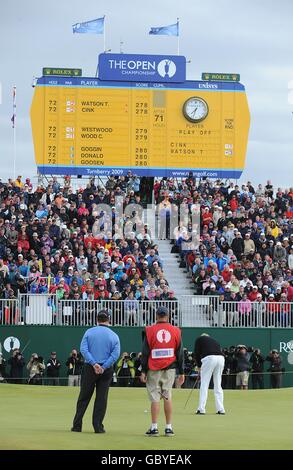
[194,334,225,415]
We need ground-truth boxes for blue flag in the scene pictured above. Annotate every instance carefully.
[149,21,179,36]
[72,17,104,34]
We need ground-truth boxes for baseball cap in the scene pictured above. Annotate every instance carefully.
[156,306,169,317]
[97,309,111,322]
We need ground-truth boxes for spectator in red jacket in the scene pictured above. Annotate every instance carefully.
[17,234,30,254]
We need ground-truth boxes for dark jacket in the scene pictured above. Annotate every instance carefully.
[8,354,25,378]
[194,335,223,367]
[235,351,250,372]
[46,358,61,377]
[249,352,265,372]
[66,355,84,375]
[266,354,282,372]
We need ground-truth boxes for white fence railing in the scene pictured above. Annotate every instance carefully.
[58,299,180,327]
[0,299,20,325]
[0,294,292,328]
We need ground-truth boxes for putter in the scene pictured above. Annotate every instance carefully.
[183,375,200,409]
[158,390,168,400]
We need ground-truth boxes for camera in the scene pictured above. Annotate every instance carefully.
[33,356,43,363]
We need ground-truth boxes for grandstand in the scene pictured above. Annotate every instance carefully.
[0,174,292,388]
[0,175,292,328]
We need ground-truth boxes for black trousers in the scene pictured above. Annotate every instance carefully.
[73,364,113,431]
[270,372,282,389]
[251,372,264,389]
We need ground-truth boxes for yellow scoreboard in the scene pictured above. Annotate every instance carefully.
[30,77,250,178]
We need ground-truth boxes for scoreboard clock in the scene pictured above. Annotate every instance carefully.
[183,97,209,123]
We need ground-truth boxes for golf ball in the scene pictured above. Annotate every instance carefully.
[144,409,148,413]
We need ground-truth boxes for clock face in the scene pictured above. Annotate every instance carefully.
[183,97,209,123]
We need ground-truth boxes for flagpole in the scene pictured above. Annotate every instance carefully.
[12,86,16,181]
[177,18,180,55]
[103,15,106,52]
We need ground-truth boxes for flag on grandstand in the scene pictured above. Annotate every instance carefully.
[72,17,105,34]
[11,86,16,128]
[149,20,179,36]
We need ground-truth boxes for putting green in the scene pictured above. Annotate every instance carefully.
[0,384,292,450]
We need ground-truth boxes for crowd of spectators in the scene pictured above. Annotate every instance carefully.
[0,174,177,316]
[155,176,293,318]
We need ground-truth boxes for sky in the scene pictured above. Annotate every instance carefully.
[1,0,293,188]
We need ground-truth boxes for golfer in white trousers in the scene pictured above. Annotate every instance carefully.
[194,333,225,415]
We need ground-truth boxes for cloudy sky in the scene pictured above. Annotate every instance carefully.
[1,0,293,187]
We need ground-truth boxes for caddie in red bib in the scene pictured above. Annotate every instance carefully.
[140,306,185,437]
[146,322,181,371]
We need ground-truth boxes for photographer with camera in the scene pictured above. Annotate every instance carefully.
[250,348,265,389]
[183,348,197,389]
[266,350,283,388]
[222,346,237,389]
[46,351,61,386]
[116,352,135,387]
[0,353,7,382]
[132,352,144,387]
[66,349,84,387]
[27,353,45,385]
[235,345,250,390]
[8,348,25,384]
